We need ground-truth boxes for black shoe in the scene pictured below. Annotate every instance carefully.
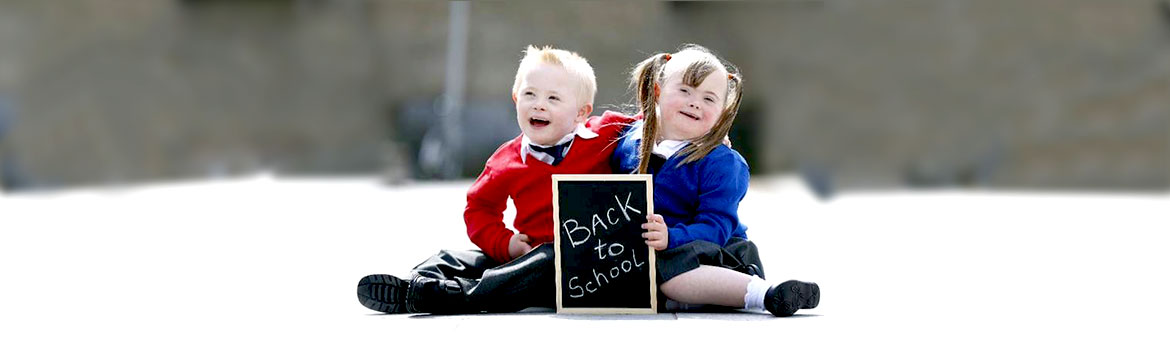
[405,275,470,314]
[357,274,409,313]
[764,280,820,317]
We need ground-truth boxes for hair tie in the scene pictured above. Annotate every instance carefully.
[662,53,671,61]
[728,74,735,80]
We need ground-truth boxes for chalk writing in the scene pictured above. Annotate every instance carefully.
[554,175,656,313]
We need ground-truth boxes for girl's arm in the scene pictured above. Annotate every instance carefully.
[666,152,750,249]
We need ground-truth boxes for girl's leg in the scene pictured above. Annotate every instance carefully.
[660,265,752,307]
[660,264,820,316]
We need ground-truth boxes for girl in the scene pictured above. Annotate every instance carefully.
[613,44,819,316]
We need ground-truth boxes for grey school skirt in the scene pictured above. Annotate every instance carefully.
[655,236,765,283]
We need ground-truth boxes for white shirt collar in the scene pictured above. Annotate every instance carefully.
[653,139,688,159]
[628,121,689,159]
[520,123,598,164]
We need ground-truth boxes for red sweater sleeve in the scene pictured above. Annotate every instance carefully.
[587,111,640,131]
[464,161,514,263]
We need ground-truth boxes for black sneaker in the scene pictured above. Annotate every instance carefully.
[764,280,820,317]
[356,274,409,313]
[405,275,470,314]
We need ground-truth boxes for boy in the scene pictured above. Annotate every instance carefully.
[357,46,636,314]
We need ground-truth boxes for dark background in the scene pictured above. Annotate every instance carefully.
[1,1,1167,196]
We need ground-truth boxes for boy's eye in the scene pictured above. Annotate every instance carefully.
[549,96,560,101]
[524,91,535,96]
[680,88,689,94]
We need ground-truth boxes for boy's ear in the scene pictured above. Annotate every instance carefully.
[511,93,517,103]
[577,104,593,122]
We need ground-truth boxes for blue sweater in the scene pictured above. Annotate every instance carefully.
[612,121,750,249]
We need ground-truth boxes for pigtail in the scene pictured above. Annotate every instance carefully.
[630,53,670,174]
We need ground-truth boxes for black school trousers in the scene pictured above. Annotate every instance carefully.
[410,244,555,313]
[411,237,764,313]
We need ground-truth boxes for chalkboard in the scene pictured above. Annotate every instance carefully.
[552,174,657,314]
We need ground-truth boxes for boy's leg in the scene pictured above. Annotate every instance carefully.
[357,249,500,314]
[459,243,556,313]
[410,249,500,281]
[358,245,556,314]
[407,244,555,313]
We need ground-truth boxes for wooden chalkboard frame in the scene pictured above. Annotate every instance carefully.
[552,174,657,314]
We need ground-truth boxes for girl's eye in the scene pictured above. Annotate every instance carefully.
[680,88,689,94]
[705,97,715,103]
[524,91,535,96]
[549,96,560,101]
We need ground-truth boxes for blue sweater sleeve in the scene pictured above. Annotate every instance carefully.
[666,149,750,249]
[610,122,642,174]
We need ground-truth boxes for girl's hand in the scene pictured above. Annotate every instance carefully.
[508,233,534,260]
[642,214,668,251]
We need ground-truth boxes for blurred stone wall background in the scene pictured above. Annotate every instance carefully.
[0,0,1166,193]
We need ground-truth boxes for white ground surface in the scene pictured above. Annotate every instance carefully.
[2,174,1168,343]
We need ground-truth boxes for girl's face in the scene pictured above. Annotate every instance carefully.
[655,70,728,141]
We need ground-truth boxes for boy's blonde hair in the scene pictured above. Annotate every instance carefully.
[512,45,597,107]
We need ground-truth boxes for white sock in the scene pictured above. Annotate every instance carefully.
[743,276,771,310]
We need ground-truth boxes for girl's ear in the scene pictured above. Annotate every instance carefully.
[653,83,660,98]
[576,103,593,122]
[511,93,517,103]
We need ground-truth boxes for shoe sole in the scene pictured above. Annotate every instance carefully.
[798,282,820,309]
[356,274,409,313]
[772,280,819,317]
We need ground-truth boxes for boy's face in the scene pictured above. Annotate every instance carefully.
[655,71,727,141]
[513,63,592,146]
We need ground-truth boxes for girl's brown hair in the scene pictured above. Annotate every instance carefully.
[629,44,744,174]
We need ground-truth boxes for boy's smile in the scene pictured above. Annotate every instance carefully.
[529,117,551,128]
[514,63,592,146]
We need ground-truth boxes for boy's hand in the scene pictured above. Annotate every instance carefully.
[641,214,668,251]
[508,233,534,260]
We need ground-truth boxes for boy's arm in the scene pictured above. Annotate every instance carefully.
[586,111,642,134]
[590,112,643,174]
[464,164,515,263]
[665,155,750,249]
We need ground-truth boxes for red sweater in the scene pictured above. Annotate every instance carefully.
[465,111,637,262]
